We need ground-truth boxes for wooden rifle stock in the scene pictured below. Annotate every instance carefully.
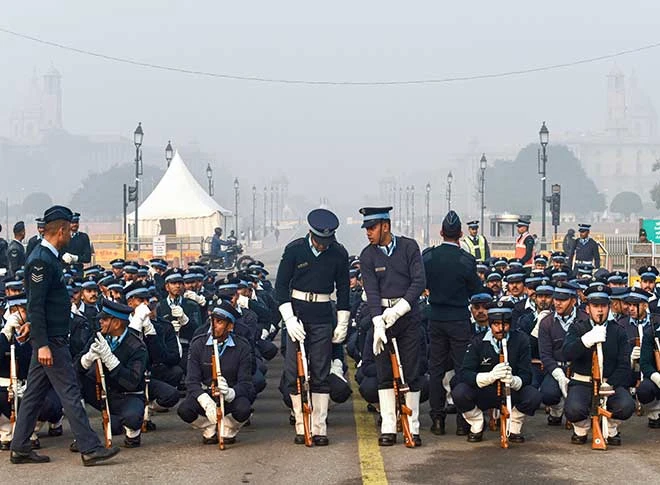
[211,338,225,450]
[498,340,511,449]
[390,338,414,448]
[141,370,150,432]
[8,341,17,431]
[654,337,660,371]
[296,342,313,447]
[590,344,612,451]
[95,360,113,448]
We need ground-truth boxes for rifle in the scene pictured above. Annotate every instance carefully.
[390,338,414,448]
[634,325,643,416]
[95,359,113,448]
[8,338,18,433]
[296,341,312,447]
[654,337,660,371]
[591,341,613,450]
[498,339,512,449]
[141,369,151,432]
[211,338,225,450]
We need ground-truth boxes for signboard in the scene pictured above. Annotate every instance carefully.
[153,235,167,257]
[641,219,660,243]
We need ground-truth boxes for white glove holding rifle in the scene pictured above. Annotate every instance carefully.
[279,302,306,343]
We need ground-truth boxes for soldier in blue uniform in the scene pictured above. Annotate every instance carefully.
[109,259,125,279]
[178,301,255,445]
[563,285,634,445]
[10,205,120,465]
[423,211,481,436]
[452,300,542,443]
[637,303,660,428]
[61,213,92,272]
[25,218,45,258]
[7,221,26,279]
[276,208,349,446]
[359,206,425,446]
[469,288,493,336]
[568,224,601,269]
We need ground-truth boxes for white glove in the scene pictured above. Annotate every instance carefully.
[269,324,277,334]
[332,310,351,343]
[237,294,250,309]
[62,253,79,264]
[330,358,347,382]
[197,393,217,424]
[134,302,152,323]
[372,315,387,356]
[1,313,22,340]
[218,376,236,402]
[170,305,184,318]
[630,345,641,362]
[552,368,569,398]
[92,333,120,371]
[260,328,269,340]
[476,362,510,388]
[279,302,306,343]
[510,375,523,391]
[183,290,197,301]
[581,325,607,348]
[196,293,207,307]
[71,303,81,316]
[651,372,660,389]
[381,299,411,329]
[80,347,99,370]
[143,318,156,336]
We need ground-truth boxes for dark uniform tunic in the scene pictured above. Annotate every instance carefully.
[617,313,660,387]
[569,237,601,268]
[452,330,542,415]
[637,322,660,404]
[360,235,425,391]
[63,231,92,272]
[7,239,25,278]
[562,318,634,423]
[76,329,148,434]
[276,236,349,394]
[177,331,255,424]
[25,235,42,258]
[142,318,183,409]
[538,311,572,405]
[423,241,481,419]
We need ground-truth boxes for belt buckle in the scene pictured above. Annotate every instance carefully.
[307,292,316,302]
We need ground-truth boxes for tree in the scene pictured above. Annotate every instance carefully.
[22,192,53,216]
[610,191,642,219]
[485,144,606,216]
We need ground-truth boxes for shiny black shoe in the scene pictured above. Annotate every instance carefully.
[648,417,660,429]
[547,415,563,426]
[607,433,622,446]
[509,433,525,443]
[444,404,457,415]
[81,446,120,466]
[30,439,41,450]
[467,431,483,443]
[571,433,587,445]
[10,450,50,464]
[222,437,236,445]
[294,434,306,445]
[144,420,157,432]
[123,435,141,448]
[412,434,422,447]
[378,433,396,446]
[0,441,10,451]
[312,435,328,446]
[202,434,219,445]
[48,425,63,437]
[430,417,446,435]
[70,440,79,453]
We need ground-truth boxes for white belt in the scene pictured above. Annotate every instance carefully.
[380,297,402,308]
[291,289,332,303]
[571,372,592,383]
[0,377,10,387]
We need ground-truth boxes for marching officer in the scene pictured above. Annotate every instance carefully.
[276,208,350,446]
[461,220,490,263]
[563,284,634,445]
[25,218,45,258]
[359,206,426,446]
[424,211,481,436]
[514,218,535,267]
[568,224,601,269]
[61,213,92,272]
[7,221,26,279]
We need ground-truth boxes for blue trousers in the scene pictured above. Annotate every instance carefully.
[10,337,102,454]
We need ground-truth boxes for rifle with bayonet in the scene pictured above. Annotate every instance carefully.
[96,359,113,448]
[498,338,512,449]
[296,341,312,447]
[141,369,150,432]
[591,338,613,450]
[390,337,414,448]
[211,337,225,450]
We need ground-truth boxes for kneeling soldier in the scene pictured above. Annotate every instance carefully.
[453,300,542,443]
[178,301,255,445]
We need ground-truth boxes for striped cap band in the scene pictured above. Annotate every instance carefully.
[211,308,236,323]
[362,213,390,221]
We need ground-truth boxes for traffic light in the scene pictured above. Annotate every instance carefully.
[551,184,561,227]
[128,185,137,203]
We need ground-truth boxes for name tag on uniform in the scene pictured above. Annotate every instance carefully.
[297,262,309,269]
[375,266,386,273]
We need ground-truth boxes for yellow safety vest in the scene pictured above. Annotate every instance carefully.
[463,235,487,261]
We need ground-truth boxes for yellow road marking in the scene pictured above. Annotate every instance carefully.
[349,359,388,485]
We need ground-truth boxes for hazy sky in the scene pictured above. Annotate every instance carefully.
[2,1,660,208]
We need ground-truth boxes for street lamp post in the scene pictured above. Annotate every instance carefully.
[206,163,214,196]
[411,185,416,240]
[252,185,256,242]
[270,186,274,232]
[165,140,173,167]
[539,121,549,248]
[263,186,267,237]
[479,153,487,231]
[405,186,410,235]
[275,184,280,226]
[425,183,431,247]
[447,171,453,211]
[234,178,239,236]
[133,122,143,247]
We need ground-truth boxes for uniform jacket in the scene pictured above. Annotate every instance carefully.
[569,238,601,268]
[640,321,660,378]
[63,231,92,270]
[156,297,202,343]
[538,312,571,375]
[26,235,41,258]
[7,240,25,278]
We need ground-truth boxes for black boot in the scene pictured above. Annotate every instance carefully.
[123,435,141,448]
[412,434,422,447]
[48,425,63,437]
[607,433,622,446]
[81,446,121,466]
[456,413,470,436]
[378,433,396,446]
[509,433,525,443]
[571,433,587,445]
[430,417,446,435]
[312,435,329,446]
[294,434,306,445]
[467,430,483,443]
[648,417,660,429]
[202,434,219,445]
[10,451,50,464]
[547,415,563,426]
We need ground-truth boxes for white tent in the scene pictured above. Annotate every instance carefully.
[128,151,232,238]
